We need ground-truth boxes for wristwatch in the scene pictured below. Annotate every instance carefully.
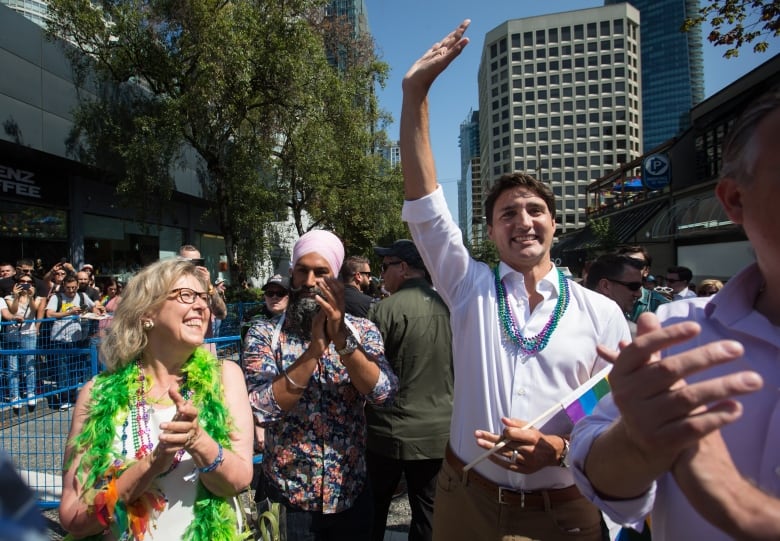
[336,332,359,356]
[558,437,570,468]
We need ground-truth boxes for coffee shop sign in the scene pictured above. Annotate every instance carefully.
[0,164,41,199]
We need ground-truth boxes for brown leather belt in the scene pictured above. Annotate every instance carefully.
[445,445,583,508]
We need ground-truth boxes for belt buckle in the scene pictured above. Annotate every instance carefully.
[498,486,525,507]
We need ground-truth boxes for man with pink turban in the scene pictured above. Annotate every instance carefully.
[243,230,398,541]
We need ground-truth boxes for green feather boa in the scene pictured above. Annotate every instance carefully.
[65,348,244,541]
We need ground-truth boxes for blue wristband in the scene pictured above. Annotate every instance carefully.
[198,444,224,474]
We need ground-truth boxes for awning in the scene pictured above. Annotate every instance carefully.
[650,195,733,239]
[552,200,667,255]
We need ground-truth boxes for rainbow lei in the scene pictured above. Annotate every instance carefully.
[494,266,570,354]
[64,348,243,541]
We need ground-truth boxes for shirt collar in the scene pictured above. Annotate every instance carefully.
[497,261,560,295]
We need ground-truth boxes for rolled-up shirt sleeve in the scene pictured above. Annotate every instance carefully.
[570,393,656,528]
[350,316,397,405]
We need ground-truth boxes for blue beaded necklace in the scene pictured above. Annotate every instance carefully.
[494,266,570,354]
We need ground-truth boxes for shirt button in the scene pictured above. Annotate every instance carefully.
[517,388,527,396]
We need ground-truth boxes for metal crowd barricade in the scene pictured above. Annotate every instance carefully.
[0,306,248,509]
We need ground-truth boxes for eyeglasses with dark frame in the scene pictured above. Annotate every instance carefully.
[264,290,288,299]
[169,287,210,304]
[380,260,403,273]
[607,278,643,292]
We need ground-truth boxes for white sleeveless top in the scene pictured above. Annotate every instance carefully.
[111,406,242,540]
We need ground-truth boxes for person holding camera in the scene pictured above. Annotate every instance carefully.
[45,275,105,409]
[1,275,43,412]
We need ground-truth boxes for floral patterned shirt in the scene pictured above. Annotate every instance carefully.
[243,313,397,513]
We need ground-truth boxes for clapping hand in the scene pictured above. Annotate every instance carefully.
[155,386,200,467]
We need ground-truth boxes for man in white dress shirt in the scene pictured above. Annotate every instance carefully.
[570,91,780,540]
[399,20,629,540]
[665,266,697,301]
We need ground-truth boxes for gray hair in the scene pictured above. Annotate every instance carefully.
[720,89,780,184]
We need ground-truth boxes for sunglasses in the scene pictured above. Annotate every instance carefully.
[608,278,643,292]
[380,260,403,273]
[265,290,287,299]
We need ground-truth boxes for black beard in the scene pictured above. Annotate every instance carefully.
[285,285,323,340]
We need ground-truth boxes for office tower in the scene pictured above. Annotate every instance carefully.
[606,0,704,151]
[1,0,50,28]
[379,140,401,168]
[478,4,643,233]
[459,109,483,245]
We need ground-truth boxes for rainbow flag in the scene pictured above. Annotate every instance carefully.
[563,375,611,424]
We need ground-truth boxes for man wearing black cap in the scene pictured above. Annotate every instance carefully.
[366,239,453,541]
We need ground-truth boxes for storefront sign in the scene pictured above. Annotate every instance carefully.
[0,164,41,199]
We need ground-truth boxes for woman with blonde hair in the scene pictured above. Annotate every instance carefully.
[697,278,724,297]
[59,258,253,540]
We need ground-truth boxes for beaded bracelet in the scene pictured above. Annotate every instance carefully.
[198,443,224,474]
[283,368,307,390]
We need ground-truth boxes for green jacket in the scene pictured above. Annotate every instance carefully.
[629,286,670,322]
[366,277,453,460]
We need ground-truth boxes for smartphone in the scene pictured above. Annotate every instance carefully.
[188,258,205,266]
[20,283,31,290]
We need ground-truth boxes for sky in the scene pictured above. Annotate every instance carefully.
[364,0,780,216]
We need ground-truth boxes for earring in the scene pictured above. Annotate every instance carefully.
[142,320,154,330]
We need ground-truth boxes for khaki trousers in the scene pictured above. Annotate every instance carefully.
[432,456,605,541]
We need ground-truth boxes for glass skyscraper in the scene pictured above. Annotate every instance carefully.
[605,0,704,151]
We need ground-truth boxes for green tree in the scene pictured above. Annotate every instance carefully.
[589,217,618,257]
[46,0,399,281]
[469,239,500,267]
[274,11,407,257]
[682,0,780,58]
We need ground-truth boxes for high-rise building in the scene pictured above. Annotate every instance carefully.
[379,139,401,168]
[1,0,49,28]
[605,0,704,151]
[478,4,643,233]
[458,109,482,245]
[326,0,369,36]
